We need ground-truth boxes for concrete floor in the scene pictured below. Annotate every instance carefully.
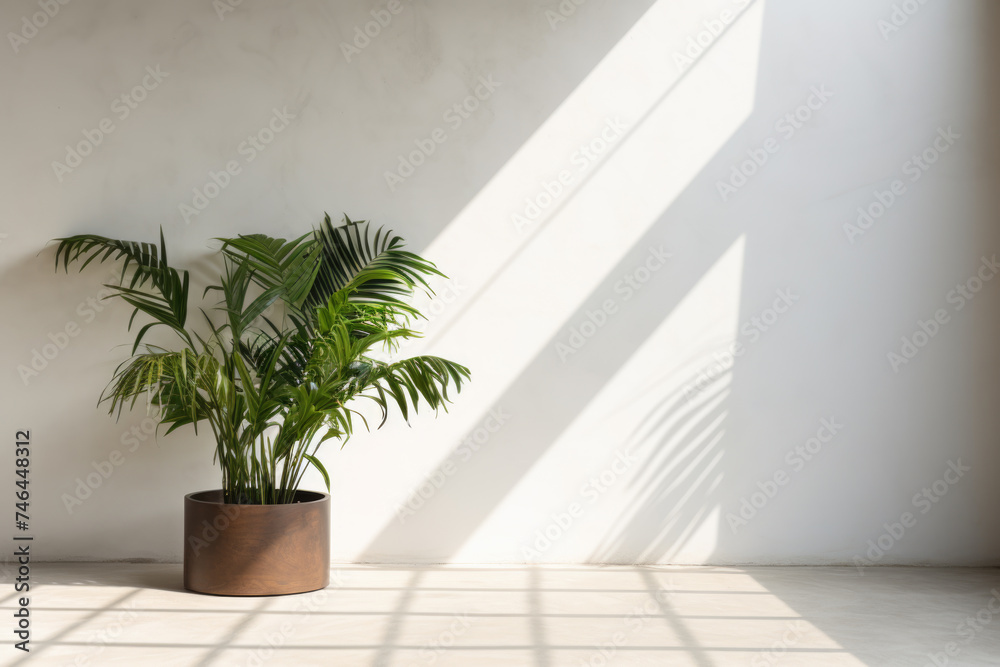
[3,564,1000,666]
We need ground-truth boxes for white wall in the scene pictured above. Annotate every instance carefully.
[2,0,999,566]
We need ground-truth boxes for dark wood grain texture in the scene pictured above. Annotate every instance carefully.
[183,490,330,596]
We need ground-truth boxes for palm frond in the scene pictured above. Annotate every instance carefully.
[366,356,471,425]
[53,216,470,505]
[305,213,444,317]
[54,229,191,351]
[217,232,322,306]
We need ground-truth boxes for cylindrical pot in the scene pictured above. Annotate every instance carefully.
[183,490,330,596]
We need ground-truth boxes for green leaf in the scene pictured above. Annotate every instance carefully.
[51,217,470,505]
[303,453,331,492]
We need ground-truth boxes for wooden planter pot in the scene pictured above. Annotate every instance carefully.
[183,490,330,596]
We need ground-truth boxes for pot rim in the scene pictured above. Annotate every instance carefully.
[184,489,330,506]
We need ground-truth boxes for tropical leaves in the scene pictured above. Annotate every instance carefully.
[306,213,444,317]
[54,229,192,352]
[217,232,321,307]
[366,356,471,426]
[52,215,469,505]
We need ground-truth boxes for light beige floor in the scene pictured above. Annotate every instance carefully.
[2,564,999,666]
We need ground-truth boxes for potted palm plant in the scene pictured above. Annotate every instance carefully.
[53,215,469,595]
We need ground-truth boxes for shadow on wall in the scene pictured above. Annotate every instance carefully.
[1,0,662,560]
[361,0,1000,569]
[297,0,666,247]
[359,0,762,562]
[8,0,998,569]
[595,0,1000,568]
[737,0,1000,662]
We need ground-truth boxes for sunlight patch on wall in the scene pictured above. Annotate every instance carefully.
[453,234,748,563]
[403,0,766,445]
